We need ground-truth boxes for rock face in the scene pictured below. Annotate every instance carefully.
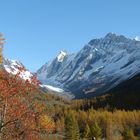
[37,33,140,98]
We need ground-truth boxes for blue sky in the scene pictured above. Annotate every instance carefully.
[0,0,140,72]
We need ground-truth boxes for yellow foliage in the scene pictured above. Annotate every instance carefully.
[0,33,4,64]
[0,47,3,64]
[39,114,55,132]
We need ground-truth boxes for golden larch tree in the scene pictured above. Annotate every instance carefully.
[0,33,4,64]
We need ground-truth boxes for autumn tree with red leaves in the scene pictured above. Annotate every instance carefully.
[0,33,55,140]
[0,70,55,140]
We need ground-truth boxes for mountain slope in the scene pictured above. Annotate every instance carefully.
[104,72,140,109]
[74,73,140,109]
[3,58,33,81]
[3,58,70,97]
[37,51,75,86]
[37,33,140,98]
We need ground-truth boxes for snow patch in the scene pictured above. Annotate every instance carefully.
[135,36,140,41]
[42,85,64,92]
[57,51,67,62]
[95,48,98,51]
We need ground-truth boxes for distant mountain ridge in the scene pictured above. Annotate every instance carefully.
[37,33,140,98]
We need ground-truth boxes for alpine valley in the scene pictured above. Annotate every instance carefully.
[1,33,140,140]
[3,33,140,99]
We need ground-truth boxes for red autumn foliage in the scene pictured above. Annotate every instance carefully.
[0,70,55,140]
[30,74,41,86]
[17,66,26,72]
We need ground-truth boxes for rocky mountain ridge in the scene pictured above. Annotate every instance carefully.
[37,33,140,98]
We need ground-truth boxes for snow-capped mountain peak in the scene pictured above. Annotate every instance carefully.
[3,58,33,81]
[57,51,67,62]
